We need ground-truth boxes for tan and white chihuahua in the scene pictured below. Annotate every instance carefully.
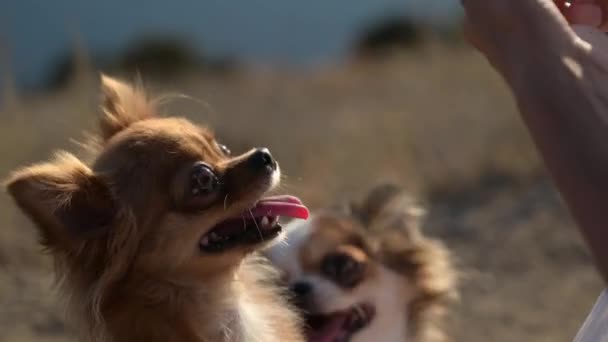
[5,75,310,342]
[267,184,457,342]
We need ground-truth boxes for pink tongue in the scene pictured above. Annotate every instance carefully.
[251,196,309,219]
[308,316,347,342]
[258,195,303,205]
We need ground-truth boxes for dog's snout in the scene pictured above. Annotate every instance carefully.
[248,148,277,172]
[290,281,313,297]
[221,147,279,200]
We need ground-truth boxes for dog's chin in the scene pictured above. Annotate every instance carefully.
[305,303,376,342]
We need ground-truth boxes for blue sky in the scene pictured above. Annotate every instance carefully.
[1,0,461,89]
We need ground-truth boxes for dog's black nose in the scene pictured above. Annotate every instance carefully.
[249,148,277,172]
[290,281,313,297]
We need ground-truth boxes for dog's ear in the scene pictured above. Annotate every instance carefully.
[5,152,116,251]
[354,184,426,241]
[99,74,155,141]
[325,202,356,217]
[354,184,402,225]
[355,183,424,224]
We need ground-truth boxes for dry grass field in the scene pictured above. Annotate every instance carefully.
[0,44,603,341]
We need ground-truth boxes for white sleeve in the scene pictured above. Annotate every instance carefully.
[574,290,608,342]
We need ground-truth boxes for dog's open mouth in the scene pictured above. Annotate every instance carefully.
[200,195,309,252]
[307,303,376,342]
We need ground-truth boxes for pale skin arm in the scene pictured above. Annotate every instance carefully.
[461,0,608,283]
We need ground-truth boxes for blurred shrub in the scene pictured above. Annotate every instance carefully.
[354,16,423,57]
[433,24,468,47]
[113,36,238,78]
[116,37,201,76]
[45,36,237,90]
[45,52,78,89]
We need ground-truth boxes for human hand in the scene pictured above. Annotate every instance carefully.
[462,0,578,67]
[461,0,608,81]
[462,0,608,283]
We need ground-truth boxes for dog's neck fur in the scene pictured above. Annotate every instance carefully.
[103,272,231,342]
[65,257,302,342]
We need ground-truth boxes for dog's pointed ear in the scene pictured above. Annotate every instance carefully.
[99,74,155,141]
[355,184,405,225]
[325,202,356,217]
[355,184,426,241]
[5,152,116,250]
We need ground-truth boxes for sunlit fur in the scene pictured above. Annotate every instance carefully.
[5,75,302,342]
[267,185,457,342]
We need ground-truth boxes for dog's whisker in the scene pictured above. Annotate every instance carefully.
[279,238,290,248]
[248,209,264,241]
[152,92,218,122]
[223,194,229,211]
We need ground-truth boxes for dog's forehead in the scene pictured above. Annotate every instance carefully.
[273,213,367,273]
[304,215,364,257]
[308,214,359,243]
[98,117,223,166]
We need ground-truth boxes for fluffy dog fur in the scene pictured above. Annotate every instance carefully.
[5,76,303,342]
[267,184,457,342]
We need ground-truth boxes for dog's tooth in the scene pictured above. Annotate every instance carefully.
[201,236,209,246]
[210,232,220,241]
[261,216,269,227]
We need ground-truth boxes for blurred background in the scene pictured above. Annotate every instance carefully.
[0,1,603,341]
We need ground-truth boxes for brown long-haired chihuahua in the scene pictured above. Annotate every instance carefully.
[5,75,309,342]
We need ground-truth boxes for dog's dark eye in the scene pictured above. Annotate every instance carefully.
[174,162,222,211]
[190,162,219,196]
[218,144,231,156]
[321,252,366,289]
